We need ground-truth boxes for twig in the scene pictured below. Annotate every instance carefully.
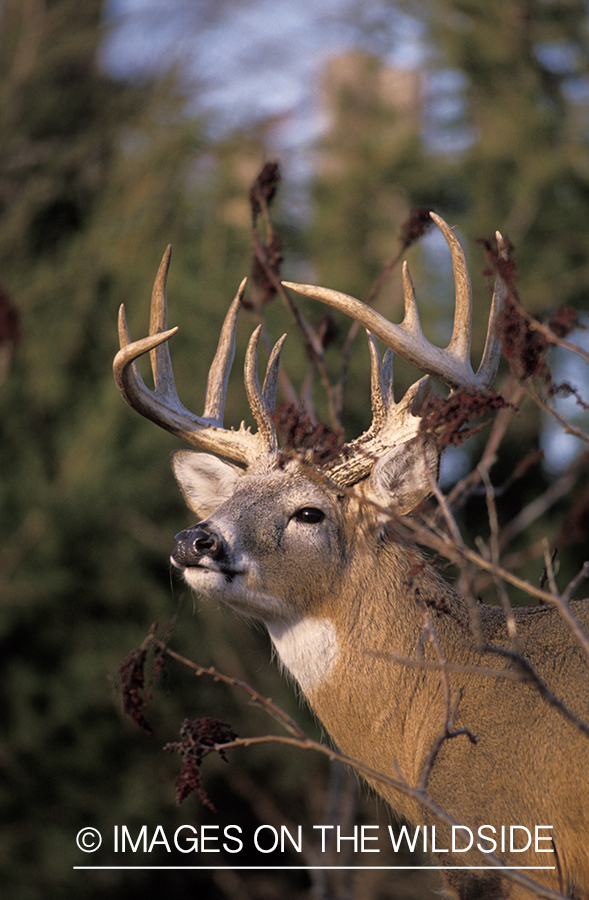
[154,641,307,740]
[480,468,520,649]
[525,313,589,367]
[396,510,589,666]
[416,614,477,793]
[525,383,589,448]
[563,560,589,604]
[250,204,341,429]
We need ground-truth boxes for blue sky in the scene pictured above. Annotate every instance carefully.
[102,0,423,132]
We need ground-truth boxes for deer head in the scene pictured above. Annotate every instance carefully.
[113,211,507,678]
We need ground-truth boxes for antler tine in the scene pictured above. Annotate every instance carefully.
[366,333,394,429]
[475,231,508,389]
[148,245,178,399]
[114,304,179,416]
[114,254,265,468]
[399,261,425,337]
[367,329,432,425]
[262,332,287,412]
[244,327,286,454]
[282,277,472,391]
[429,212,472,365]
[281,278,429,372]
[202,279,245,424]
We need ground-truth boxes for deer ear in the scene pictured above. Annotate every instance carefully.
[171,450,243,519]
[368,439,439,516]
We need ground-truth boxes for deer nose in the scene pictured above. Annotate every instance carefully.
[172,525,225,567]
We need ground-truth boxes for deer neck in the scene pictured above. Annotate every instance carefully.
[270,540,471,818]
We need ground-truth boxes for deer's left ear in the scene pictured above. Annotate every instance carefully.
[368,439,439,516]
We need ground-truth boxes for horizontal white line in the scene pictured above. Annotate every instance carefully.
[74,866,556,871]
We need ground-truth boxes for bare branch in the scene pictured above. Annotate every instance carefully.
[152,635,571,900]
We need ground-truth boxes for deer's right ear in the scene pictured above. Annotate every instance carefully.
[171,450,243,519]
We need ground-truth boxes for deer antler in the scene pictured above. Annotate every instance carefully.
[115,214,506,489]
[284,214,505,393]
[113,245,285,468]
[283,212,508,487]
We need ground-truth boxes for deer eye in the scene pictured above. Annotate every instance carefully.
[293,507,325,524]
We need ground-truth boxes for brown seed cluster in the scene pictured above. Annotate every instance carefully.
[249,232,283,305]
[480,235,578,395]
[548,305,584,339]
[497,294,552,387]
[164,717,238,810]
[399,207,434,250]
[248,160,281,218]
[274,403,345,466]
[419,388,509,449]
[246,160,283,306]
[117,623,168,736]
[116,647,154,736]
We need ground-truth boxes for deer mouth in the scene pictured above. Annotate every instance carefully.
[170,552,244,584]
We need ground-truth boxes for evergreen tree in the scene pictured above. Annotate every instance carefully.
[0,3,281,897]
[420,0,589,311]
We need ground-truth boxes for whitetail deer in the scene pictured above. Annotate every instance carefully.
[114,213,589,900]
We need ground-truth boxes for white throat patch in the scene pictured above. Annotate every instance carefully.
[267,616,339,695]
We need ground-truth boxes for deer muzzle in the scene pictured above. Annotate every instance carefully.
[171,524,226,568]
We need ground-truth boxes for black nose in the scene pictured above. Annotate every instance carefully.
[172,525,225,568]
